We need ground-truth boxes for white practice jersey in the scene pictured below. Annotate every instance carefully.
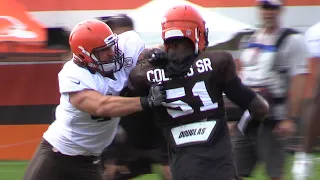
[43,31,145,156]
[305,21,320,58]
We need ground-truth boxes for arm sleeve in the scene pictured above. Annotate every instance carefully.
[223,77,256,110]
[305,27,320,58]
[221,53,256,109]
[58,62,98,94]
[118,31,145,74]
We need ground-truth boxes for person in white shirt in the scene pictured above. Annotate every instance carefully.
[292,21,320,180]
[230,0,309,180]
[23,19,166,180]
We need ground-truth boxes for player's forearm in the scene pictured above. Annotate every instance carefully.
[96,96,143,117]
[247,94,269,120]
[288,75,308,118]
[303,58,320,98]
[303,103,320,153]
[223,76,269,119]
[303,71,320,153]
[234,59,242,75]
[235,93,269,135]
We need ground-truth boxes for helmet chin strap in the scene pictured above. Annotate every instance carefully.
[194,28,199,54]
[78,45,100,62]
[78,45,117,75]
[99,63,116,73]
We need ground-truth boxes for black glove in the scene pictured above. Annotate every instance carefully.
[140,83,166,109]
[148,48,168,66]
[237,110,262,136]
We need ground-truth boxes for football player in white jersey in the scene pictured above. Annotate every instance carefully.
[292,21,320,180]
[23,19,166,180]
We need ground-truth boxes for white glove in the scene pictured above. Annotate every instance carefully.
[292,152,314,180]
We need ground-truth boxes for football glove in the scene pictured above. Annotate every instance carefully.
[140,83,166,109]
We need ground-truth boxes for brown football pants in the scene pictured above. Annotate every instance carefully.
[23,138,103,180]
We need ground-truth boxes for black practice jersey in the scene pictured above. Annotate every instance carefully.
[128,51,256,127]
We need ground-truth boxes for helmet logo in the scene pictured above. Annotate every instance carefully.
[78,46,90,57]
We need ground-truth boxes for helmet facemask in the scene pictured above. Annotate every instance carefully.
[89,34,124,76]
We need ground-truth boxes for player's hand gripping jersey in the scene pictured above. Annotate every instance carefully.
[128,50,257,146]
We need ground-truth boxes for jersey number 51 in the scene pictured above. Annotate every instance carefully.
[162,81,218,118]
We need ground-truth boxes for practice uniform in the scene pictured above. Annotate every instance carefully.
[305,21,320,58]
[23,30,144,180]
[128,51,257,180]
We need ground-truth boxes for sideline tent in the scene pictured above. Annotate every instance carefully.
[0,0,70,61]
[128,0,254,47]
[0,0,47,52]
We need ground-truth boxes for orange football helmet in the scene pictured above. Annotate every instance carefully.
[161,4,209,54]
[69,19,124,75]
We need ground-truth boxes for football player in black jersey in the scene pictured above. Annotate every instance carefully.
[127,4,270,180]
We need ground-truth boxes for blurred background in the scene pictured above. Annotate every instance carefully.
[0,0,319,179]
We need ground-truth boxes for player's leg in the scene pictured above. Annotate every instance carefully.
[258,121,286,180]
[102,138,141,180]
[106,159,132,180]
[102,161,131,180]
[112,146,170,180]
[65,155,103,180]
[23,139,65,180]
[112,157,153,180]
[159,165,172,180]
[168,143,242,180]
[168,121,242,180]
[101,143,124,180]
[149,142,171,180]
[231,127,258,177]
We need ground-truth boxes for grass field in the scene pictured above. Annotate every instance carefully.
[1,155,319,180]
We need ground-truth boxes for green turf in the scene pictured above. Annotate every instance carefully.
[0,161,26,180]
[0,155,319,180]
